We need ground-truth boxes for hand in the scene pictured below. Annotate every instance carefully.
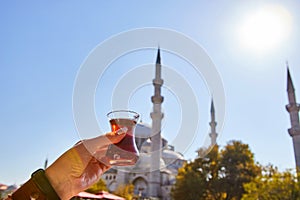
[45,130,126,200]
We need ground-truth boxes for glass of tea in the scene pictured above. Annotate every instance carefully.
[102,110,140,166]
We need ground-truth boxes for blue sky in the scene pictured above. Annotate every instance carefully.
[1,0,300,185]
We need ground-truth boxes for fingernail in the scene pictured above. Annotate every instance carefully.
[116,127,128,135]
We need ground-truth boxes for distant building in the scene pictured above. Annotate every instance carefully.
[0,184,17,199]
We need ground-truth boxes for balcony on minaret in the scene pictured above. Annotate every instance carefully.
[151,95,164,104]
[209,121,217,127]
[209,132,218,138]
[153,78,163,86]
[288,127,300,137]
[286,103,300,112]
[150,112,164,120]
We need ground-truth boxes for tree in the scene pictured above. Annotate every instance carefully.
[114,183,135,200]
[171,161,207,200]
[85,178,107,194]
[219,140,260,200]
[194,145,223,199]
[172,140,261,200]
[172,145,223,200]
[242,165,300,200]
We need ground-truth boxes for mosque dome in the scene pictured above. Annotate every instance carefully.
[162,148,185,161]
[128,153,166,172]
[135,122,151,138]
[162,148,185,171]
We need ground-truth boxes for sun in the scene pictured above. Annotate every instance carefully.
[238,5,292,54]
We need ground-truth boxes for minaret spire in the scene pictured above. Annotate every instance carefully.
[287,65,295,93]
[151,48,164,104]
[211,98,215,115]
[209,98,218,146]
[196,98,218,158]
[149,48,164,198]
[156,47,161,64]
[285,66,300,169]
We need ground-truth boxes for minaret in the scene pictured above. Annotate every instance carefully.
[44,157,48,169]
[196,99,218,158]
[149,48,164,197]
[285,66,300,169]
[209,99,218,146]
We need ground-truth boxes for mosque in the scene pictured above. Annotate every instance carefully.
[101,49,218,200]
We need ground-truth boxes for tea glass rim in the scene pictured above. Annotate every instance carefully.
[106,110,140,122]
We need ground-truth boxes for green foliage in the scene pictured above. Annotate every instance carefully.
[172,140,300,200]
[172,140,260,200]
[219,140,261,199]
[242,165,300,200]
[171,162,207,200]
[172,145,222,200]
[85,178,108,194]
[114,183,135,200]
[194,145,223,199]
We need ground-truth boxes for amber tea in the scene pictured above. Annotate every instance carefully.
[102,110,139,166]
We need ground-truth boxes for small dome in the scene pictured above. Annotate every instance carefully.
[160,168,172,174]
[162,148,185,160]
[140,138,151,153]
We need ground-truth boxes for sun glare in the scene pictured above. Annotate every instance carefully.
[238,5,292,53]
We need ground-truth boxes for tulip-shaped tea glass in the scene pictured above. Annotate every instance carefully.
[103,110,140,166]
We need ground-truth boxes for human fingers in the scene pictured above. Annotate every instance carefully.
[92,148,109,162]
[72,157,109,192]
[80,128,127,155]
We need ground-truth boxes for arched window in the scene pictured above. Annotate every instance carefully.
[132,177,148,197]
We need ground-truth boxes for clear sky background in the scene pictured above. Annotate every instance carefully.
[1,0,300,185]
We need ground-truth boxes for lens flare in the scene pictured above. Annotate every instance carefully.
[238,5,292,53]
